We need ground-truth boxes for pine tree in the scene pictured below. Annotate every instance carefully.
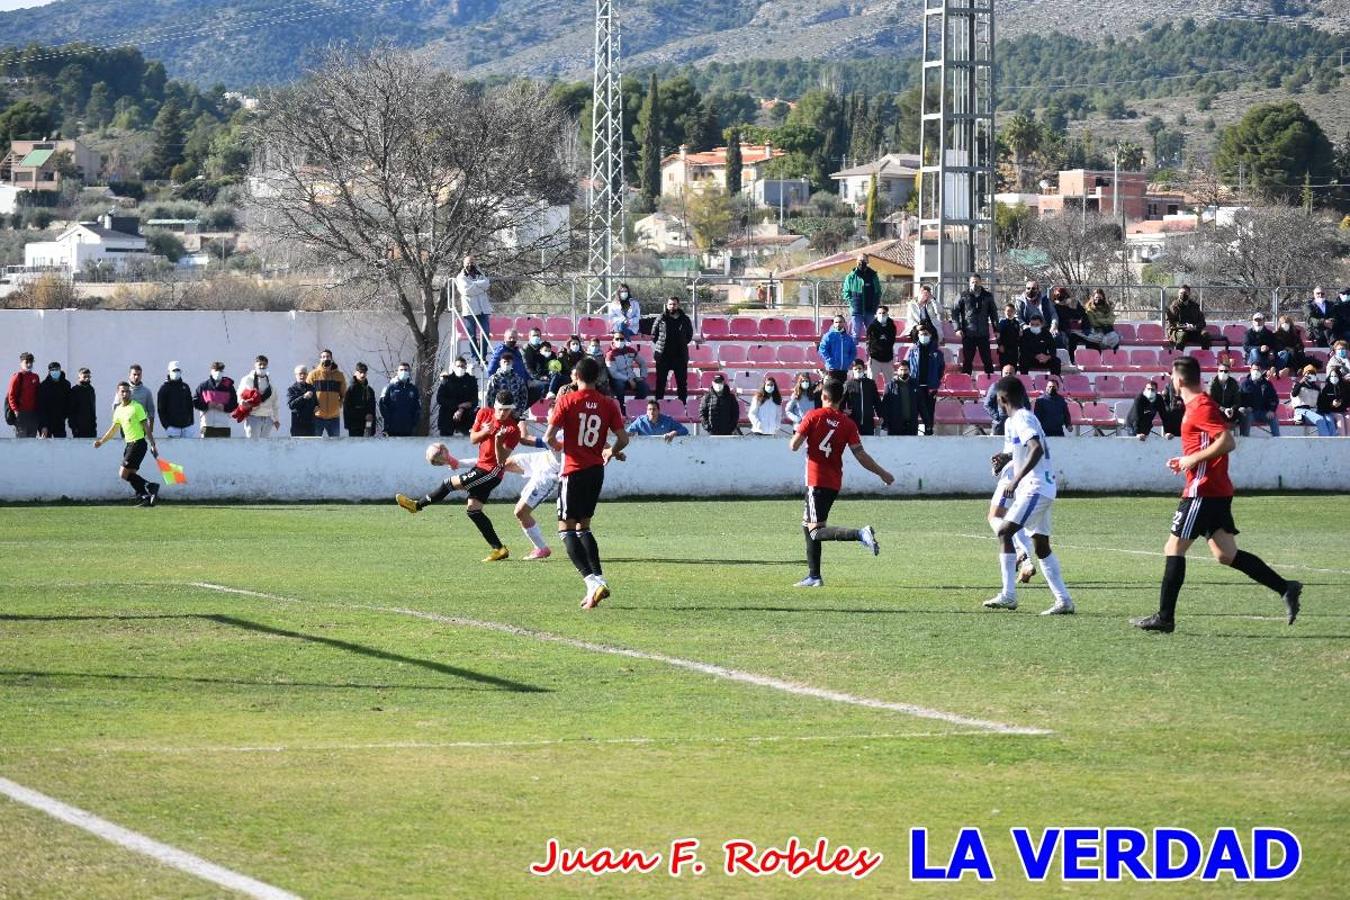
[724,128,743,196]
[865,173,881,240]
[146,98,186,180]
[638,73,662,207]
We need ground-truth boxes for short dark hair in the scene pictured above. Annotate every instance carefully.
[211,361,225,370]
[646,398,660,407]
[78,367,90,375]
[574,355,601,385]
[321,348,333,356]
[1172,356,1201,387]
[995,375,1029,410]
[878,305,889,314]
[397,361,411,369]
[128,363,141,372]
[820,378,844,403]
[116,380,131,390]
[494,390,516,406]
[19,351,34,363]
[499,350,515,361]
[255,355,269,365]
[354,362,368,373]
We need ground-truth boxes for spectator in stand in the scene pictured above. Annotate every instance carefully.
[1242,312,1278,373]
[37,361,71,438]
[193,362,238,438]
[307,349,346,437]
[1159,373,1184,438]
[785,372,819,425]
[1339,288,1350,342]
[1273,314,1306,376]
[842,360,880,436]
[699,373,740,435]
[905,323,945,436]
[485,348,529,418]
[379,361,421,436]
[1208,363,1243,426]
[605,283,640,338]
[343,361,378,437]
[995,301,1022,371]
[69,367,97,439]
[842,253,882,339]
[626,397,688,442]
[537,342,568,398]
[287,366,318,436]
[559,335,587,382]
[455,254,491,361]
[1238,364,1281,437]
[606,330,647,408]
[865,305,897,376]
[652,295,694,403]
[983,364,1017,435]
[1015,279,1057,333]
[1327,340,1350,379]
[1318,368,1347,433]
[125,364,156,431]
[487,328,530,383]
[585,336,612,395]
[1291,365,1336,436]
[818,313,857,381]
[521,327,552,402]
[953,273,998,375]
[5,351,39,437]
[1125,380,1163,440]
[1052,287,1087,365]
[1033,376,1072,437]
[1165,285,1211,350]
[881,358,921,436]
[236,355,279,439]
[436,357,478,436]
[1017,313,1061,377]
[1306,286,1337,347]
[157,362,194,438]
[1082,289,1120,353]
[748,376,786,435]
[905,283,942,342]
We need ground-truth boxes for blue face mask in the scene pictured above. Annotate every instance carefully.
[398,371,411,382]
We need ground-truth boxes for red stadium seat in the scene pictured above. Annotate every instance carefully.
[488,315,513,338]
[544,316,573,339]
[700,318,729,340]
[747,345,776,366]
[1093,375,1126,398]
[1075,348,1103,370]
[1223,324,1248,346]
[515,316,544,335]
[685,398,703,422]
[1121,375,1151,397]
[528,400,549,421]
[776,345,807,366]
[759,318,788,340]
[1059,374,1094,400]
[576,316,608,338]
[1077,402,1119,435]
[719,345,747,365]
[1113,323,1137,344]
[687,345,718,367]
[658,399,684,420]
[1137,323,1165,343]
[1193,350,1218,369]
[1129,348,1159,370]
[728,316,759,340]
[787,318,818,340]
[940,373,977,399]
[696,371,720,390]
[934,398,965,429]
[974,372,998,393]
[962,404,993,435]
[624,399,647,419]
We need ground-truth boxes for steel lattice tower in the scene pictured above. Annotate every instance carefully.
[587,0,625,309]
[916,0,996,303]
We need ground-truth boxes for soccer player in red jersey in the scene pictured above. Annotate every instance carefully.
[789,378,893,587]
[544,356,629,609]
[395,391,521,561]
[1134,356,1302,632]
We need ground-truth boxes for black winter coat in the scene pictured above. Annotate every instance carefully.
[37,375,71,436]
[68,381,97,437]
[652,311,694,358]
[156,378,196,429]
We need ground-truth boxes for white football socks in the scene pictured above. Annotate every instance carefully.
[1040,553,1071,604]
[999,552,1018,599]
[523,524,547,550]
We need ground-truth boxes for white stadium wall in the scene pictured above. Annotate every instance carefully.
[0,435,1347,502]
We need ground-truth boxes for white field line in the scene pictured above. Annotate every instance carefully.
[0,776,300,900]
[188,583,1051,736]
[935,533,1350,577]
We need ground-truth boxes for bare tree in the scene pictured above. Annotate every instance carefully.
[1004,212,1131,290]
[248,47,577,431]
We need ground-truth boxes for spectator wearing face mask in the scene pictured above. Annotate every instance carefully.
[1272,315,1306,376]
[842,254,882,339]
[626,397,688,442]
[605,331,647,409]
[124,364,156,432]
[1318,368,1347,433]
[69,367,97,439]
[864,305,897,376]
[905,284,942,343]
[1208,364,1243,425]
[37,361,71,438]
[455,254,491,360]
[1166,285,1211,351]
[521,328,553,403]
[287,366,318,436]
[1306,286,1337,347]
[485,349,529,418]
[983,364,1018,435]
[699,373,741,435]
[841,361,880,436]
[585,337,612,395]
[487,329,530,385]
[536,341,568,398]
[818,314,858,381]
[379,362,421,436]
[436,357,478,437]
[1017,314,1061,377]
[157,361,195,438]
[559,335,588,379]
[905,323,945,435]
[1238,365,1281,437]
[1242,313,1278,372]
[882,358,921,436]
[1291,365,1336,436]
[343,361,378,437]
[953,273,998,375]
[6,351,40,437]
[785,372,819,425]
[606,283,640,338]
[1032,377,1072,437]
[1327,340,1350,379]
[748,377,787,435]
[1159,374,1185,439]
[236,354,280,438]
[306,349,346,437]
[1126,380,1163,440]
[1015,280,1057,335]
[193,361,237,438]
[995,302,1022,371]
[652,295,694,403]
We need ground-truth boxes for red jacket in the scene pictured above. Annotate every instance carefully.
[6,370,38,414]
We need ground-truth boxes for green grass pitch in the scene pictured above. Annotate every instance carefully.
[1,495,1347,897]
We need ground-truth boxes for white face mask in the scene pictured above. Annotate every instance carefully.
[876,314,888,324]
[499,362,512,373]
[1252,371,1264,380]
[1029,326,1042,335]
[764,384,775,393]
[211,370,223,379]
[569,344,581,353]
[1280,323,1291,332]
[398,371,411,381]
[712,383,724,393]
[256,368,267,377]
[453,366,466,376]
[919,335,931,345]
[1331,375,1342,385]
[1144,389,1156,399]
[619,291,629,300]
[1217,372,1229,381]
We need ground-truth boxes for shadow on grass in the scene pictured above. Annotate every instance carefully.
[0,669,502,692]
[0,612,547,693]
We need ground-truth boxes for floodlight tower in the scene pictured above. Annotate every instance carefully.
[915,0,996,304]
[587,0,625,309]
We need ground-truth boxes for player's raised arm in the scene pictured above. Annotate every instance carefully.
[848,441,894,486]
[92,420,119,448]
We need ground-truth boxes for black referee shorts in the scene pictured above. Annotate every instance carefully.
[803,486,838,525]
[121,439,148,471]
[558,465,605,521]
[1170,496,1239,541]
[457,466,502,502]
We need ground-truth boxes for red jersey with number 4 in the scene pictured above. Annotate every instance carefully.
[796,406,861,491]
[548,388,625,475]
[472,407,521,470]
[1180,393,1233,498]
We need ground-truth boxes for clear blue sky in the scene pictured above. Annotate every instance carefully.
[0,1,57,11]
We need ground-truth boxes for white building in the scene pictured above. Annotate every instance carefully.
[23,214,152,276]
[632,212,690,254]
[830,153,920,210]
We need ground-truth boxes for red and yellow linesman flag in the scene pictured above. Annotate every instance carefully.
[155,456,187,486]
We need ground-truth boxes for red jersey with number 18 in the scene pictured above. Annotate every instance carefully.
[796,406,861,491]
[548,388,625,475]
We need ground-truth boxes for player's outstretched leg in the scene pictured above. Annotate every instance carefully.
[398,478,455,513]
[467,503,508,562]
[1215,534,1301,625]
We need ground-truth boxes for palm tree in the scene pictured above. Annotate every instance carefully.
[1003,113,1041,190]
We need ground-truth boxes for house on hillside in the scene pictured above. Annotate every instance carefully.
[1004,169,1188,223]
[633,211,691,254]
[23,213,153,277]
[660,143,784,201]
[830,153,920,211]
[1,138,102,194]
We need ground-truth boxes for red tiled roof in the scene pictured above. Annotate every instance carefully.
[661,144,784,168]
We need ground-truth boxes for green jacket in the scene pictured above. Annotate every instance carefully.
[841,266,881,316]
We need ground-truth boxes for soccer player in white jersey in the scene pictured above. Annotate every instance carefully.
[504,424,563,560]
[988,453,1038,584]
[982,376,1075,615]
